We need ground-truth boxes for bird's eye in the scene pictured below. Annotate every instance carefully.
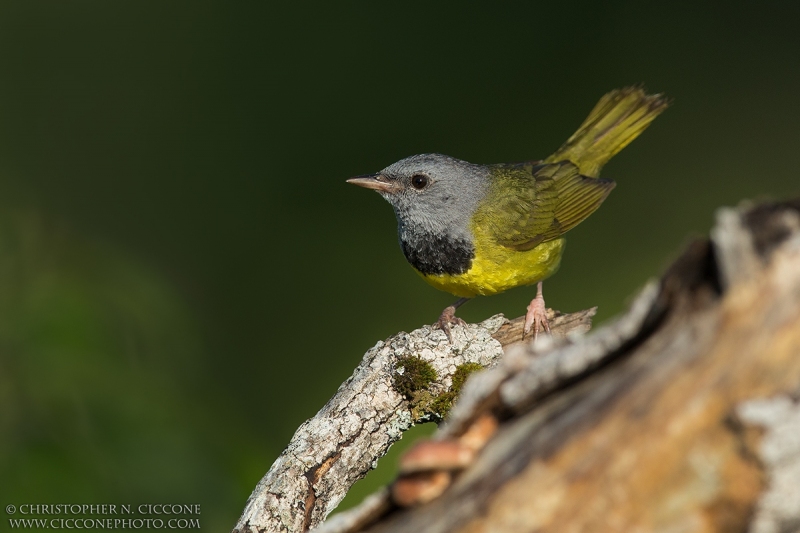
[411,175,429,190]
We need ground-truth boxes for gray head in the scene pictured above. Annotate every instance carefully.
[347,153,490,242]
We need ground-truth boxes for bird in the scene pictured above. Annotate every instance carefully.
[348,87,669,342]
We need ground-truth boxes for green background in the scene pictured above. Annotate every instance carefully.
[1,1,799,530]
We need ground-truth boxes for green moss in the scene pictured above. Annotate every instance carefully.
[394,358,486,422]
[393,356,437,398]
[409,390,436,421]
[430,391,457,419]
[451,362,484,394]
[430,363,485,420]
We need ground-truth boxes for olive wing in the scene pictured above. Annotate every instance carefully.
[480,161,615,251]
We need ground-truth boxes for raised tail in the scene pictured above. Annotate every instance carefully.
[545,86,670,177]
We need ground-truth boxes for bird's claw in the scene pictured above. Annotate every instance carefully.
[523,296,551,341]
[435,306,467,343]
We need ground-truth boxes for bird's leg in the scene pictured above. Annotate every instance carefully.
[435,297,471,343]
[523,281,551,340]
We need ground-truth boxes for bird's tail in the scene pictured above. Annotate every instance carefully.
[545,86,670,177]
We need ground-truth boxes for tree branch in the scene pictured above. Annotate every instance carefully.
[233,304,595,532]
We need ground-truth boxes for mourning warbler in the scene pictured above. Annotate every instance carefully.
[348,87,669,341]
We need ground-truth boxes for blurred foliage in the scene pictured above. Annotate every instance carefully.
[0,0,799,529]
[0,212,249,529]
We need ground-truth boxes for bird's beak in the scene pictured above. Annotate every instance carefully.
[346,174,398,193]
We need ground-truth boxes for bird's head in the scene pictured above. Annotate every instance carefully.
[347,153,489,236]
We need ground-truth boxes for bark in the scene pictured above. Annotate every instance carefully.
[233,300,594,532]
[236,197,800,533]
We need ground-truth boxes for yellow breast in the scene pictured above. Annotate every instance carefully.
[420,232,565,298]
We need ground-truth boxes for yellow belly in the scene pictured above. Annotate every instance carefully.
[420,237,565,298]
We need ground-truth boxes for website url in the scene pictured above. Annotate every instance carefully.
[9,518,200,529]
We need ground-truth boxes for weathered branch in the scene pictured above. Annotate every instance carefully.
[233,302,595,532]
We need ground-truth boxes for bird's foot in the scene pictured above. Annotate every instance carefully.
[435,305,467,343]
[523,294,551,341]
